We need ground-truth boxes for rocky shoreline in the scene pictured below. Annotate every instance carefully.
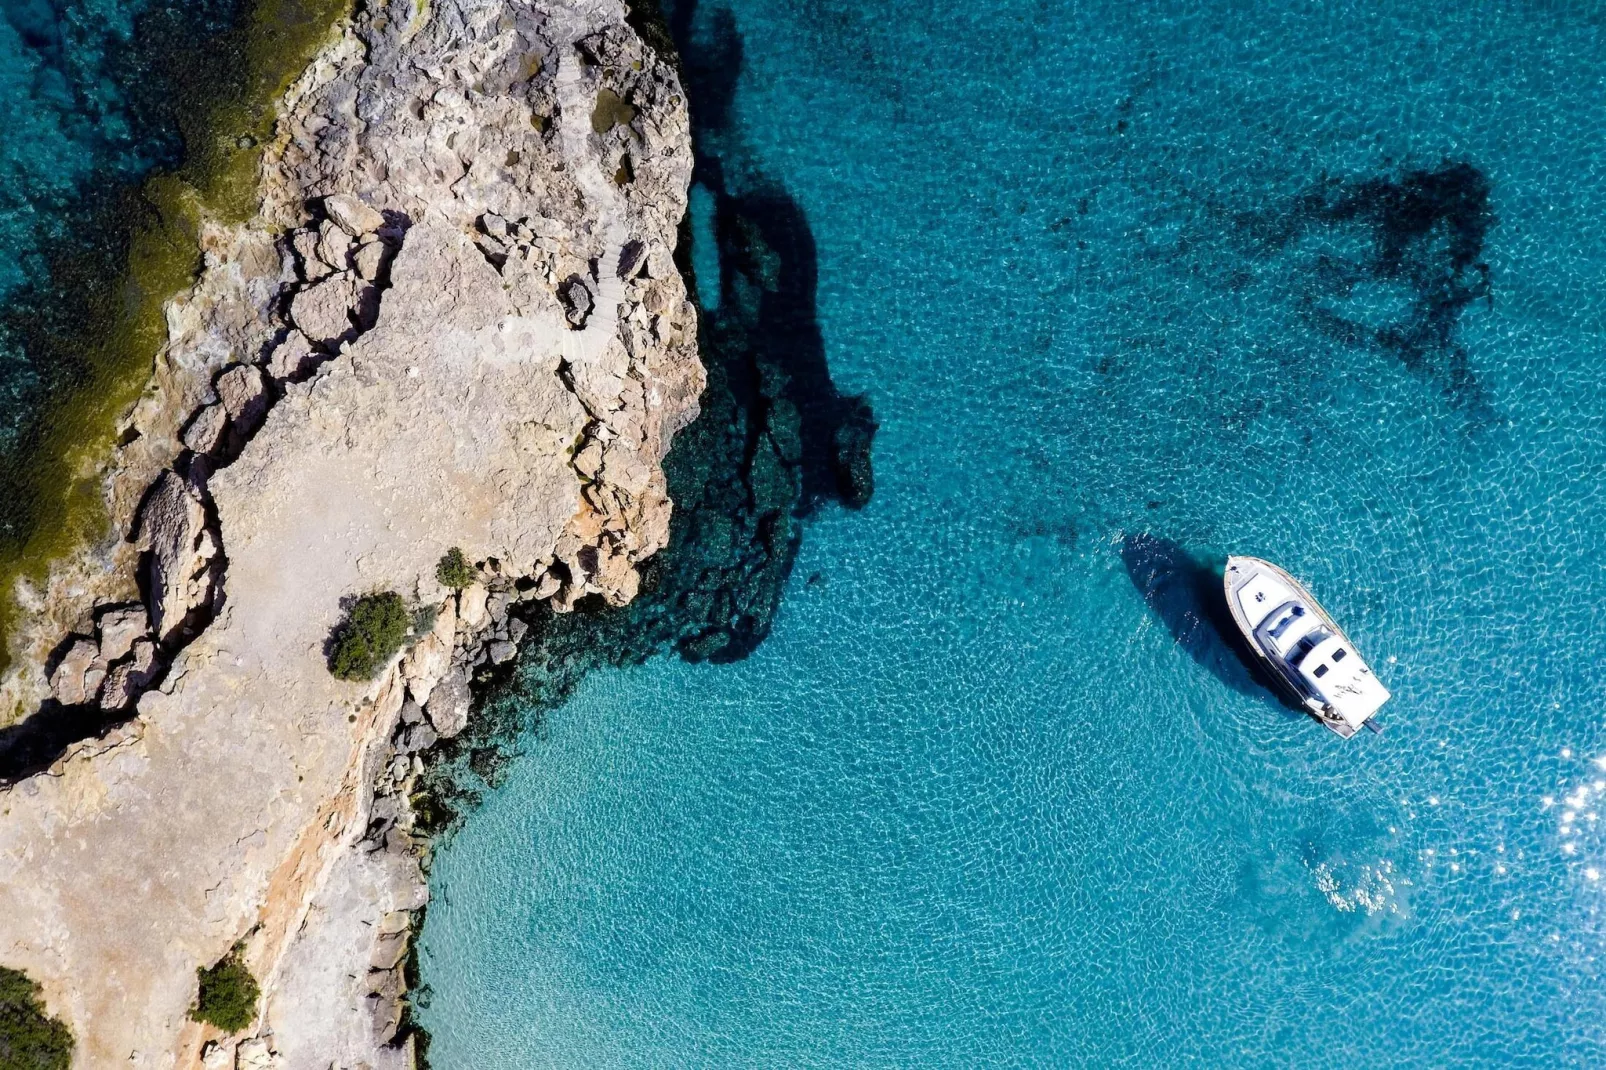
[0,0,700,1065]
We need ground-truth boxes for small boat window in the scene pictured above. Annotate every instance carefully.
[1313,664,1329,678]
[1331,648,1347,662]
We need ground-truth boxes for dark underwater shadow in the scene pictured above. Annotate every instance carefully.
[1119,533,1302,716]
[1237,162,1496,423]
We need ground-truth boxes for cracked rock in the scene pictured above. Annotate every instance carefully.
[266,329,318,381]
[181,403,228,455]
[136,471,212,644]
[95,604,149,663]
[289,273,358,348]
[425,669,470,738]
[49,638,99,706]
[323,193,386,237]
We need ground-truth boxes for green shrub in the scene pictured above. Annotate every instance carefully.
[329,592,411,681]
[190,949,259,1034]
[0,967,72,1070]
[435,547,476,591]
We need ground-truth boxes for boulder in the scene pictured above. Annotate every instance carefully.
[181,404,228,455]
[136,470,211,644]
[400,722,437,753]
[457,583,489,629]
[487,640,516,664]
[266,330,318,382]
[425,669,470,738]
[95,604,149,663]
[316,220,352,271]
[216,364,270,438]
[235,1038,280,1070]
[354,238,388,281]
[323,193,385,237]
[291,229,332,281]
[370,928,409,971]
[533,571,561,600]
[289,273,357,348]
[49,638,99,706]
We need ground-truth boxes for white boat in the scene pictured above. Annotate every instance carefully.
[1222,556,1390,738]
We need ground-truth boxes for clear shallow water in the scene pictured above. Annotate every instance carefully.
[418,0,1606,1064]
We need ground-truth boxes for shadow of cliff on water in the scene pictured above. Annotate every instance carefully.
[413,0,876,825]
[1119,533,1302,716]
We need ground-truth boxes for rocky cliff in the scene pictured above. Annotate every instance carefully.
[0,0,699,1064]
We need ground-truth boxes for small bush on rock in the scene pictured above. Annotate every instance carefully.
[329,592,411,681]
[435,547,476,590]
[190,947,259,1033]
[0,966,73,1070]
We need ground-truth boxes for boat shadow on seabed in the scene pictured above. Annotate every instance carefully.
[1120,533,1307,718]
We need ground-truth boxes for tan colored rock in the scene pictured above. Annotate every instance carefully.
[48,638,98,706]
[425,669,471,739]
[235,1037,279,1070]
[182,403,229,454]
[354,238,387,281]
[136,470,210,644]
[266,329,317,382]
[217,363,270,435]
[457,583,489,630]
[291,229,332,281]
[401,600,453,705]
[95,604,148,663]
[289,273,356,347]
[323,193,385,237]
[316,220,352,270]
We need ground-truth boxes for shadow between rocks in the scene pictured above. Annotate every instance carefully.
[414,0,876,827]
[0,700,121,783]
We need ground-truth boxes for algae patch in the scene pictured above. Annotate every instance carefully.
[0,0,351,672]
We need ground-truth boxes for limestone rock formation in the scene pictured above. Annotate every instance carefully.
[0,0,700,1064]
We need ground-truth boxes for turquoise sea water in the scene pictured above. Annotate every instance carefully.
[0,0,234,458]
[419,0,1606,1065]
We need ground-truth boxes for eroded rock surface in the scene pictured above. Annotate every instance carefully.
[0,0,699,1065]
